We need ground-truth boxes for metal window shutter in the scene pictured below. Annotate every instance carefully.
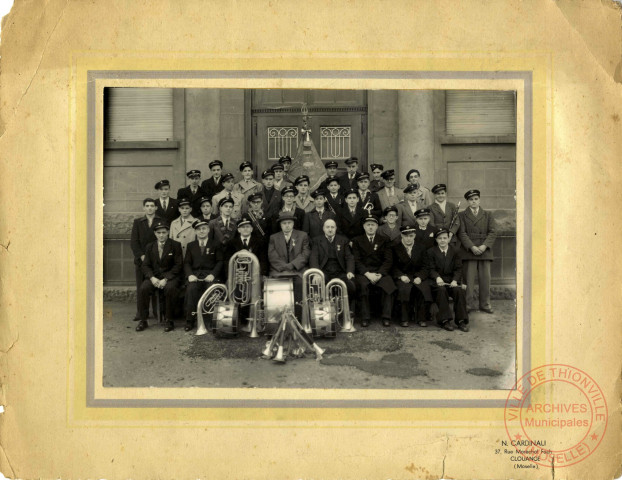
[105,88,174,141]
[445,90,516,136]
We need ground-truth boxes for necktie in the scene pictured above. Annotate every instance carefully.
[181,219,184,227]
[228,193,232,200]
[200,242,206,255]
[192,187,196,195]
[285,238,291,263]
[158,242,164,259]
[225,219,229,229]
[163,200,167,210]
[368,236,374,244]
[243,238,248,248]
[328,236,333,244]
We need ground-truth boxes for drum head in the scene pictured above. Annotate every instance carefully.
[263,278,294,336]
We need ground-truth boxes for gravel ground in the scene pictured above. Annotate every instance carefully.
[103,300,516,389]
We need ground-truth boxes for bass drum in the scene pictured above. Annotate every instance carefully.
[212,301,239,337]
[309,301,337,338]
[263,278,294,336]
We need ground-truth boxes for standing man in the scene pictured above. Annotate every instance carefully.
[377,169,404,211]
[338,189,366,241]
[270,185,305,232]
[154,179,179,224]
[234,161,262,202]
[246,192,272,245]
[268,212,311,317]
[404,169,434,208]
[183,219,224,331]
[302,189,337,240]
[136,219,183,332]
[279,155,295,183]
[258,169,281,219]
[317,161,339,191]
[458,189,497,314]
[176,169,207,218]
[201,160,225,200]
[294,175,314,213]
[377,205,401,246]
[369,163,385,193]
[309,219,357,315]
[356,173,382,218]
[229,216,269,276]
[197,196,218,223]
[425,229,469,331]
[130,198,160,321]
[392,225,432,327]
[397,184,421,227]
[272,162,292,191]
[169,198,197,258]
[211,173,243,219]
[351,215,396,327]
[428,183,460,245]
[209,197,239,251]
[413,208,439,251]
[339,157,362,192]
[323,176,344,215]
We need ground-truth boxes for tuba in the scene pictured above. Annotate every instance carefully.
[326,278,356,333]
[196,283,229,335]
[301,268,337,338]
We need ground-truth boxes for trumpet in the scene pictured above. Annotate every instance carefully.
[301,269,326,334]
[326,278,356,332]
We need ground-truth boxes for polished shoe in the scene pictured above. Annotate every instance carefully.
[481,307,494,314]
[418,321,428,327]
[400,321,409,327]
[135,320,148,332]
[439,321,454,332]
[361,319,369,327]
[184,322,194,332]
[382,319,390,327]
[164,321,174,332]
[458,322,470,332]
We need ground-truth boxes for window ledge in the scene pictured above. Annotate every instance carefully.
[104,140,180,150]
[440,135,516,145]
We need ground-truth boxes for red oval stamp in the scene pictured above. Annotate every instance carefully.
[504,364,607,468]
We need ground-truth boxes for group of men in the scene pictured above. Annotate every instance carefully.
[130,156,497,334]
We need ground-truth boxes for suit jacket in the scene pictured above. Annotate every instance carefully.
[425,245,462,283]
[211,190,244,219]
[357,190,382,218]
[396,200,419,227]
[201,176,225,200]
[208,216,239,247]
[228,234,269,276]
[303,208,337,241]
[273,178,293,191]
[246,210,272,243]
[377,186,404,211]
[197,213,218,223]
[338,172,362,193]
[428,201,460,234]
[234,179,262,198]
[176,185,208,218]
[270,207,306,233]
[141,238,183,280]
[259,187,281,220]
[130,215,160,265]
[169,215,197,257]
[268,230,311,276]
[414,224,439,251]
[309,234,354,274]
[324,192,344,215]
[377,223,401,246]
[458,208,497,261]
[183,238,224,280]
[351,234,393,276]
[369,179,385,193]
[392,242,428,281]
[295,194,315,213]
[337,205,366,239]
[155,198,179,224]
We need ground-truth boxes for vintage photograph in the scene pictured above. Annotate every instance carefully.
[102,87,517,389]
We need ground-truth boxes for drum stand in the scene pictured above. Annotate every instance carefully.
[261,308,325,363]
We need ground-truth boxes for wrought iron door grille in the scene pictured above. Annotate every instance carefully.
[267,127,299,160]
[320,126,351,160]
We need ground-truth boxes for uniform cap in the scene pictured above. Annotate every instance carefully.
[186,169,201,178]
[294,175,310,186]
[209,160,223,169]
[414,208,431,218]
[344,157,359,165]
[154,179,170,190]
[239,161,253,171]
[192,219,210,229]
[464,189,481,200]
[432,183,447,194]
[218,197,234,207]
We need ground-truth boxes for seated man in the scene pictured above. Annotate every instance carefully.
[351,215,396,327]
[183,219,224,331]
[303,189,337,241]
[136,220,183,332]
[268,212,311,318]
[309,219,356,315]
[425,229,469,332]
[392,225,432,327]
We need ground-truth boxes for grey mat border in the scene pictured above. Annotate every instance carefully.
[86,70,532,409]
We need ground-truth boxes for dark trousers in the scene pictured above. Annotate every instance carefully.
[135,263,157,318]
[324,272,356,313]
[138,278,179,321]
[396,281,432,323]
[356,275,394,320]
[430,284,468,325]
[185,280,215,322]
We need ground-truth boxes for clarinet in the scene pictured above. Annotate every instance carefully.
[249,211,266,237]
[448,201,461,231]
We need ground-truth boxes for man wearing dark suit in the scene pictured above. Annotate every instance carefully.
[316,161,339,192]
[457,189,497,314]
[351,215,396,327]
[391,225,433,327]
[338,157,363,192]
[268,212,311,316]
[396,183,420,228]
[177,169,207,218]
[183,219,224,331]
[356,173,382,218]
[413,208,439,251]
[130,198,160,321]
[425,229,469,331]
[229,216,269,276]
[136,220,183,332]
[270,185,305,232]
[338,189,366,240]
[369,163,385,193]
[196,196,218,223]
[427,183,460,246]
[258,169,281,219]
[377,169,404,211]
[309,219,356,314]
[200,160,225,200]
[154,179,179,224]
[303,189,337,241]
[208,197,239,266]
[246,192,272,246]
[323,175,344,215]
[377,206,401,246]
